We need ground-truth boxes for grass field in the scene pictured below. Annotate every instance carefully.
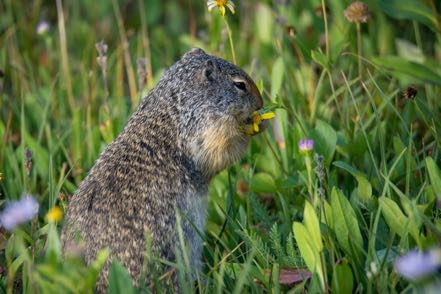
[1,0,441,293]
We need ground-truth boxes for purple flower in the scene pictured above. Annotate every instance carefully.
[298,139,314,154]
[394,249,441,281]
[0,195,39,231]
[36,20,50,35]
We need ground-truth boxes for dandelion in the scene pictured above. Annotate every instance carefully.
[344,1,371,23]
[36,20,50,35]
[207,0,235,17]
[298,139,314,154]
[45,206,63,222]
[0,195,39,231]
[394,249,441,281]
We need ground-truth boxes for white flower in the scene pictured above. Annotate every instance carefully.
[0,195,39,230]
[36,20,50,35]
[394,249,441,281]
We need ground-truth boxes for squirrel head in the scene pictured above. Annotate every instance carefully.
[176,48,263,178]
[150,48,265,178]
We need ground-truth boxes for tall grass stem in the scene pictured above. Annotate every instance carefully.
[223,17,237,64]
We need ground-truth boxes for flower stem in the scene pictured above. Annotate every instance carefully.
[305,155,314,203]
[321,0,329,57]
[356,22,362,78]
[263,133,288,176]
[223,17,237,64]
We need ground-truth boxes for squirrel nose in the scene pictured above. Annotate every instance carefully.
[248,81,263,110]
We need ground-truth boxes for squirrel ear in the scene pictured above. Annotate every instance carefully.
[203,59,217,82]
[183,48,206,59]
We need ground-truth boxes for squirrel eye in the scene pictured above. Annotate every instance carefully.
[233,81,247,92]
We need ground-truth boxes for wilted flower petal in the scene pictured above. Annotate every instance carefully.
[0,195,39,231]
[394,249,441,281]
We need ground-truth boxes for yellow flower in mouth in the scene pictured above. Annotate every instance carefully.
[207,0,235,17]
[243,110,275,136]
[45,206,63,223]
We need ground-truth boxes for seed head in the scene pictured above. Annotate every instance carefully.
[402,86,417,100]
[344,1,371,23]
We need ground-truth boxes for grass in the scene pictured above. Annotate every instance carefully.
[1,0,441,293]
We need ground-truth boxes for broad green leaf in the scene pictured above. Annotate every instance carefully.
[426,157,441,200]
[333,161,372,203]
[331,188,363,255]
[332,263,353,294]
[271,57,285,98]
[304,202,323,252]
[322,200,333,230]
[371,56,441,87]
[380,180,421,244]
[250,172,277,193]
[313,120,337,164]
[378,0,438,32]
[293,222,317,272]
[311,49,329,69]
[108,261,135,294]
[46,223,62,261]
[379,197,409,238]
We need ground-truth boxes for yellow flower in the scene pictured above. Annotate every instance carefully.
[0,172,3,181]
[207,0,235,17]
[243,110,275,136]
[46,206,63,222]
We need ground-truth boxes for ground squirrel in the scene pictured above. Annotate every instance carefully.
[61,48,266,291]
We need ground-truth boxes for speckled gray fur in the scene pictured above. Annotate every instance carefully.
[61,48,263,292]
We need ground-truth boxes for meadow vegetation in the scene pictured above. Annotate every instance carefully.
[1,0,441,293]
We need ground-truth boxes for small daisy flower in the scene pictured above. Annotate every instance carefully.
[36,20,50,35]
[298,139,314,154]
[0,195,39,231]
[394,249,441,281]
[45,206,63,223]
[207,0,235,17]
